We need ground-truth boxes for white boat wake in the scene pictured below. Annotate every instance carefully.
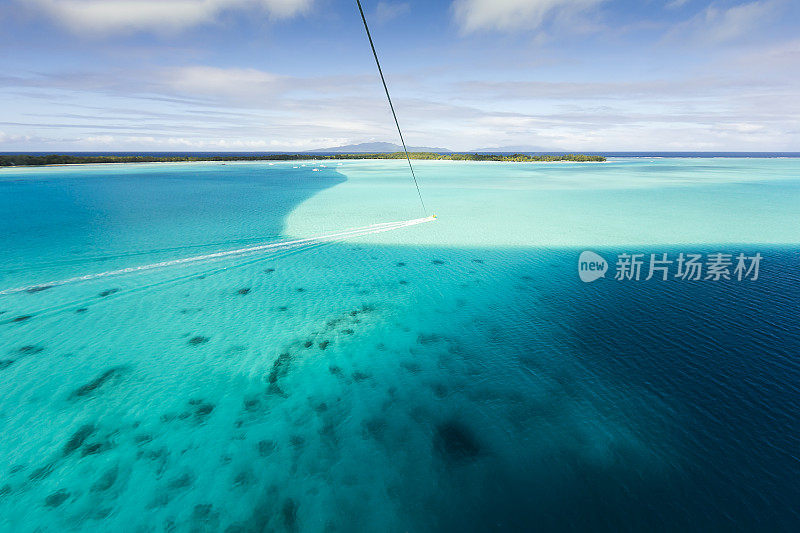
[0,216,435,296]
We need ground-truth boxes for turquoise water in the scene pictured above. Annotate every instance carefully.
[1,159,799,531]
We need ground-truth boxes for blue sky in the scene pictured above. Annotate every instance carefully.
[1,0,798,151]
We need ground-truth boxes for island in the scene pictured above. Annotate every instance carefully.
[0,153,605,167]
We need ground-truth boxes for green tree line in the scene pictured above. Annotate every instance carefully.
[0,153,605,167]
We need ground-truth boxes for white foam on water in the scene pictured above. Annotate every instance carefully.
[0,217,435,296]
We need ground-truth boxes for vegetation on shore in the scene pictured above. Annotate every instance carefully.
[0,152,605,167]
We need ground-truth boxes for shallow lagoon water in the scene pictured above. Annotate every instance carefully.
[1,159,799,531]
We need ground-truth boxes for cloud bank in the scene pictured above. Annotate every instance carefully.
[25,0,313,33]
[667,0,782,44]
[3,0,798,151]
[452,0,604,33]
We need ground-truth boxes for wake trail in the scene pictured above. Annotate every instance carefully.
[0,216,435,296]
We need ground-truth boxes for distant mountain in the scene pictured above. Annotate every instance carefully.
[309,142,452,153]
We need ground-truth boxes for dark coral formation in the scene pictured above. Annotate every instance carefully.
[167,472,195,491]
[192,401,215,423]
[18,345,44,355]
[417,333,444,345]
[28,463,55,481]
[70,366,127,399]
[26,285,52,294]
[268,353,292,384]
[282,498,299,531]
[243,398,261,413]
[432,383,449,398]
[233,469,255,488]
[400,361,421,374]
[434,421,481,461]
[257,440,276,457]
[362,417,387,441]
[44,489,69,508]
[352,372,371,382]
[134,434,154,446]
[63,424,96,456]
[81,441,113,457]
[98,288,119,298]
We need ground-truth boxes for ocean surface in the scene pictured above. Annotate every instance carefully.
[1,158,798,532]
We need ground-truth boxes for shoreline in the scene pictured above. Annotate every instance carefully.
[0,153,605,168]
[3,154,798,170]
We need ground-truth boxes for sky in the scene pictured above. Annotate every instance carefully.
[0,0,798,152]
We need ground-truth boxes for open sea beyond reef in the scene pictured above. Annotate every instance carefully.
[1,158,799,532]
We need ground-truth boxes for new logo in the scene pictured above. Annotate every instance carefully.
[578,251,608,283]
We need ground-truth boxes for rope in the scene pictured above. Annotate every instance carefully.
[356,0,427,216]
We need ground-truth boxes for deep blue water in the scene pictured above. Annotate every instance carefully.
[533,247,800,530]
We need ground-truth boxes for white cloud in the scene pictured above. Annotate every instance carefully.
[162,66,286,100]
[666,0,691,8]
[2,43,798,151]
[668,1,782,45]
[375,2,410,24]
[0,131,35,144]
[67,134,348,150]
[724,122,765,133]
[734,38,800,74]
[25,0,312,34]
[0,65,375,108]
[452,0,604,33]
